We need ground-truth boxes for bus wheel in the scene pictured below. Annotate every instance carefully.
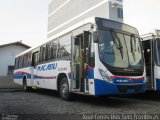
[23,79,30,92]
[59,77,71,101]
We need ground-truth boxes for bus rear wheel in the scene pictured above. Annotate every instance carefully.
[23,79,31,92]
[59,77,71,101]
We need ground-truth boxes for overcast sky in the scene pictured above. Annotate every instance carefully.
[0,0,52,47]
[124,0,160,35]
[0,0,160,47]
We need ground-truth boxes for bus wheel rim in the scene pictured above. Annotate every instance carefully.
[61,83,68,96]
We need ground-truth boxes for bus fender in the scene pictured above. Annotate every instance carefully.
[56,73,69,91]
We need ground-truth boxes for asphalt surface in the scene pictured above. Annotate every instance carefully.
[0,88,160,120]
[0,78,160,120]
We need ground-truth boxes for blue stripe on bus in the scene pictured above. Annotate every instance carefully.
[88,68,94,79]
[156,79,160,91]
[14,72,56,80]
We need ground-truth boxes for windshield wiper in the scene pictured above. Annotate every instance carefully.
[110,31,124,59]
[130,35,136,61]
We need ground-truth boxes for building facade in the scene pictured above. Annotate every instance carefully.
[0,42,30,76]
[47,0,123,40]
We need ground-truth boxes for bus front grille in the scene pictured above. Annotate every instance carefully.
[117,85,142,93]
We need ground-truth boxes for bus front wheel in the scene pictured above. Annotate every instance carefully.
[59,77,71,101]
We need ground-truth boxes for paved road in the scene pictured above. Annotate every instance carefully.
[0,88,160,120]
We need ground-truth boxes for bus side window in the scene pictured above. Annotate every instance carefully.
[42,46,46,62]
[28,52,32,66]
[14,58,17,69]
[57,35,71,59]
[48,44,52,60]
[45,44,50,61]
[39,47,43,63]
[32,52,39,67]
[57,47,62,58]
[50,44,53,59]
[50,43,57,59]
[18,57,21,68]
[23,53,28,67]
[15,57,19,69]
[18,56,24,69]
[23,54,26,67]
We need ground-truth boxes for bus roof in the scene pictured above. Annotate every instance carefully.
[16,17,139,57]
[141,33,160,41]
[141,29,160,41]
[95,17,139,35]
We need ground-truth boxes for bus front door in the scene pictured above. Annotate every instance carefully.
[71,36,81,92]
[71,31,90,93]
[143,39,155,90]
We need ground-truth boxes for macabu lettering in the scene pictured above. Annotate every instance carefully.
[37,63,57,71]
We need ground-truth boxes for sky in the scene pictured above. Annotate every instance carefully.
[0,0,52,47]
[0,0,160,47]
[123,0,160,35]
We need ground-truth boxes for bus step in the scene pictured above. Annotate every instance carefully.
[32,86,37,89]
[73,91,89,95]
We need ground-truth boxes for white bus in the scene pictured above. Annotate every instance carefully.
[14,17,146,100]
[142,30,160,91]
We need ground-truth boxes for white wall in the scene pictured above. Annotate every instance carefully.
[47,0,123,39]
[0,45,28,76]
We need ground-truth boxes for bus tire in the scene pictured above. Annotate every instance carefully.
[59,77,71,101]
[23,79,31,92]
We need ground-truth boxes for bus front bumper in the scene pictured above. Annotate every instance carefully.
[94,79,146,96]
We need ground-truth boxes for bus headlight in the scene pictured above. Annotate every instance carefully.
[99,69,113,83]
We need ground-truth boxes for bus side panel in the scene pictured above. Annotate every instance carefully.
[87,68,95,95]
[13,67,31,86]
[36,60,71,90]
[94,79,119,95]
[36,62,57,89]
[13,69,23,85]
[154,65,160,91]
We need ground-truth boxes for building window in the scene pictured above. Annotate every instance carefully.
[117,8,123,19]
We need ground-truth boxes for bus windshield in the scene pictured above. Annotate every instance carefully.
[98,30,143,69]
[156,38,160,65]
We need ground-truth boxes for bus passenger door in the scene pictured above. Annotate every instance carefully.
[31,52,39,88]
[82,31,91,93]
[71,36,81,91]
[71,31,91,93]
[154,38,160,91]
[143,40,154,90]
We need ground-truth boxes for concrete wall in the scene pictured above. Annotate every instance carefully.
[47,0,123,39]
[0,45,28,76]
[48,0,67,15]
